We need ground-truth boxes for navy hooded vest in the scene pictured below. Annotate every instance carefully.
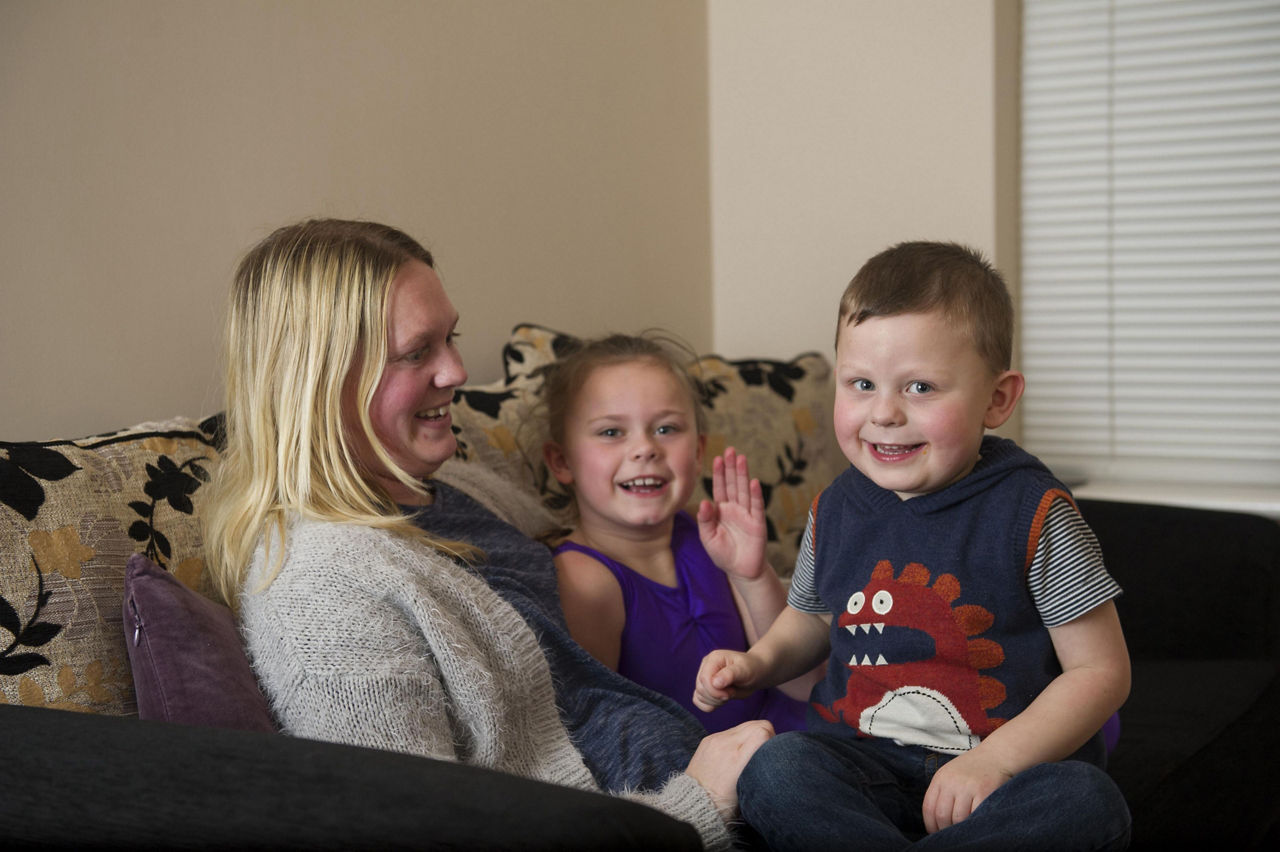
[806,436,1073,754]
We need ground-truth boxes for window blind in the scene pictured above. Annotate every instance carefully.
[1020,0,1280,489]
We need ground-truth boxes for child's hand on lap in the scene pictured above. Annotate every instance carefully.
[696,447,768,580]
[921,747,1015,833]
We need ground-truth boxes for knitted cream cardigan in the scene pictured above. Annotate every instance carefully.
[240,462,729,849]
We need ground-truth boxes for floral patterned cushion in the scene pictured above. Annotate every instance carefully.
[1,416,223,715]
[449,323,847,574]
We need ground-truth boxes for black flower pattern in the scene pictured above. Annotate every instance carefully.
[0,443,80,521]
[695,375,730,409]
[127,455,210,565]
[775,435,812,488]
[451,423,471,461]
[502,329,579,382]
[199,412,227,452]
[733,360,809,403]
[0,557,63,676]
[453,387,517,420]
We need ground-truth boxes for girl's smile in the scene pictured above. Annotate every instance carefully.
[546,359,704,539]
[618,475,669,493]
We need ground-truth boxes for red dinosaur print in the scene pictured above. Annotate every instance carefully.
[813,560,1007,753]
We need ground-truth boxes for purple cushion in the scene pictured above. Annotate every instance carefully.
[122,553,275,732]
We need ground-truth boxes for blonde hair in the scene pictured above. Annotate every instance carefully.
[205,218,472,608]
[541,332,708,448]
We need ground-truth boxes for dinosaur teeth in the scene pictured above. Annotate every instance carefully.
[845,622,889,666]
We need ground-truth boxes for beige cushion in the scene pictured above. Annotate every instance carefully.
[0,416,221,714]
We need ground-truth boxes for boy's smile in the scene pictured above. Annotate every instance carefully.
[867,443,926,461]
[833,310,1022,499]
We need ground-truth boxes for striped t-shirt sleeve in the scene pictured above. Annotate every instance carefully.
[1028,497,1123,628]
[786,510,828,614]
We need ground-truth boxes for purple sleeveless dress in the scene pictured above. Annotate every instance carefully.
[554,511,806,734]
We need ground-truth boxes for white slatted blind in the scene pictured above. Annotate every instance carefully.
[1021,0,1280,489]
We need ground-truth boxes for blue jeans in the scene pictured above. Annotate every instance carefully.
[738,732,1131,851]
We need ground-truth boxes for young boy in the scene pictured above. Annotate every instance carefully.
[694,242,1132,850]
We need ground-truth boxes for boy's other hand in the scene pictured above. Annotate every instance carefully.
[921,748,1014,834]
[693,649,762,712]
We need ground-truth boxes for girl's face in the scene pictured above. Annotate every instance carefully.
[546,359,705,539]
[833,309,1020,499]
[347,260,467,503]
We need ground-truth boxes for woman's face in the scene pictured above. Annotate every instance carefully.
[348,260,467,503]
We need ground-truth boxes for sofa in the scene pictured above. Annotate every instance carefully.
[3,323,1278,848]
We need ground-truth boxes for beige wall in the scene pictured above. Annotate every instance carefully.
[709,0,1016,358]
[708,0,1020,434]
[0,0,711,440]
[2,0,1016,443]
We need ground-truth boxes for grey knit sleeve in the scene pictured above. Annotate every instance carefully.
[240,530,464,762]
[625,773,732,851]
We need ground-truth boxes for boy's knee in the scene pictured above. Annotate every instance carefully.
[738,732,814,800]
[1042,761,1126,805]
[999,761,1130,848]
[1058,762,1130,849]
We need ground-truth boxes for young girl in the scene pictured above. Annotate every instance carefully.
[542,334,809,734]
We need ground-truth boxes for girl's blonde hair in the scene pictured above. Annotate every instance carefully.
[541,332,708,447]
[205,218,472,608]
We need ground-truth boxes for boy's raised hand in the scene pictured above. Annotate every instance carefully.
[696,447,768,580]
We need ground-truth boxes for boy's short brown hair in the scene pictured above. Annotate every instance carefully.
[836,241,1014,374]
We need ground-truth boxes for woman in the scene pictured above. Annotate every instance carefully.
[204,219,770,850]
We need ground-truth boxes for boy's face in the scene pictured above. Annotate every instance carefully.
[833,310,1019,500]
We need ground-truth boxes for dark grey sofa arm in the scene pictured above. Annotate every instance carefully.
[1076,498,1280,660]
[0,705,702,850]
[1075,498,1280,849]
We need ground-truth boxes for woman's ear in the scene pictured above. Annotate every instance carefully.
[543,441,575,486]
[983,370,1026,430]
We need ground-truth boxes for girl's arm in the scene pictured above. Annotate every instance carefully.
[921,600,1130,833]
[696,447,787,643]
[553,547,626,671]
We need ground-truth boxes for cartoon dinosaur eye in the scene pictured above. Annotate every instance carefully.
[846,591,865,614]
[872,590,893,615]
